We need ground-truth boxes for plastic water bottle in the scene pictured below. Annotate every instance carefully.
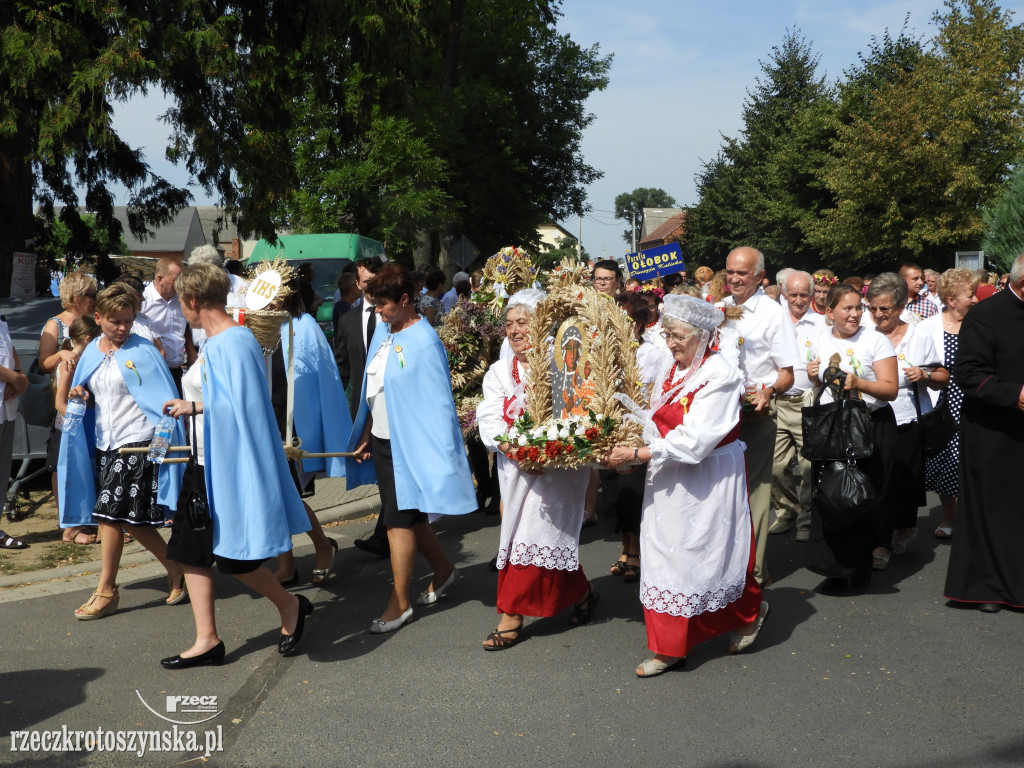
[147,413,176,464]
[62,395,87,436]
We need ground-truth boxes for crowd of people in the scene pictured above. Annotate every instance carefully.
[1,244,1022,679]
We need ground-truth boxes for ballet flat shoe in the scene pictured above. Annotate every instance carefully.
[161,642,226,670]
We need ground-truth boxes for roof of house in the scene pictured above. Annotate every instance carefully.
[195,206,242,250]
[640,207,684,240]
[640,210,687,247]
[110,206,204,252]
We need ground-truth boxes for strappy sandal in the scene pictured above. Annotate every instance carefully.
[483,619,523,651]
[75,586,119,621]
[610,551,628,576]
[166,575,188,606]
[568,585,599,626]
[0,532,28,549]
[622,553,641,582]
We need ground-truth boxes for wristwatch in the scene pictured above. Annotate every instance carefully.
[633,448,640,461]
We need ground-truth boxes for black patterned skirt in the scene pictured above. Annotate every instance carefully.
[92,442,163,526]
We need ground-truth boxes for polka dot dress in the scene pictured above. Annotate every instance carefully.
[924,331,962,497]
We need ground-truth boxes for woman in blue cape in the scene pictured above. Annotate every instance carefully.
[58,284,187,620]
[348,264,476,633]
[159,264,314,670]
[269,283,350,585]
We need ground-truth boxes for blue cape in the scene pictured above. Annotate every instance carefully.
[283,313,352,476]
[203,326,310,560]
[346,318,476,516]
[57,335,184,528]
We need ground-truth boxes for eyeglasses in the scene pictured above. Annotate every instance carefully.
[593,276,616,285]
[660,331,695,344]
[867,305,895,314]
[998,281,1008,288]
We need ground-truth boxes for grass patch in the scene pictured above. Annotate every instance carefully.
[34,542,95,571]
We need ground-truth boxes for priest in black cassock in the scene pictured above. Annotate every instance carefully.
[944,253,1024,613]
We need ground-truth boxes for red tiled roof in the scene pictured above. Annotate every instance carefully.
[640,210,687,247]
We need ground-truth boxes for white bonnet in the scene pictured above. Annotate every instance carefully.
[662,294,723,332]
[505,288,546,314]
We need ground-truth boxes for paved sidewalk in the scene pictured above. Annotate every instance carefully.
[0,478,381,598]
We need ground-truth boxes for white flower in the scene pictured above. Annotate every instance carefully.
[508,427,519,439]
[575,426,587,437]
[517,435,528,446]
[596,413,605,421]
[558,427,570,439]
[546,427,559,441]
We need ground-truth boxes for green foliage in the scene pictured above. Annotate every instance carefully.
[811,0,1024,268]
[538,235,584,272]
[34,211,130,277]
[613,188,677,247]
[981,165,1024,270]
[0,0,191,294]
[682,29,831,272]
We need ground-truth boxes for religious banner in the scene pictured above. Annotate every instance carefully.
[494,260,645,470]
[623,242,685,282]
[10,252,36,298]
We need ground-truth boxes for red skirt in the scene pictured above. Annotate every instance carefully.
[643,538,762,658]
[497,562,589,618]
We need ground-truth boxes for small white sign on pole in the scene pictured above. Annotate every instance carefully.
[10,252,36,298]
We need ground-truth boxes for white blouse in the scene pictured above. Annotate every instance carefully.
[87,346,153,451]
[810,327,896,412]
[364,336,391,440]
[887,323,942,425]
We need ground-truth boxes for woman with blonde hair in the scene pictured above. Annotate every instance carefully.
[59,283,187,619]
[39,271,98,545]
[918,268,980,540]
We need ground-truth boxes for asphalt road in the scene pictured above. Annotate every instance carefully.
[0,498,1021,768]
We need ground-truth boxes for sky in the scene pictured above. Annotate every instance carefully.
[109,0,1021,259]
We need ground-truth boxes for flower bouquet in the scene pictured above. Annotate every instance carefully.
[494,410,617,470]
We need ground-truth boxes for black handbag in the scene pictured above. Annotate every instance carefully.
[801,369,874,461]
[912,386,956,459]
[181,415,210,532]
[814,460,878,531]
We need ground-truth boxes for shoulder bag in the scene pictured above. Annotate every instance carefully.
[801,368,874,462]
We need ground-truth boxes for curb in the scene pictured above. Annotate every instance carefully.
[0,491,381,594]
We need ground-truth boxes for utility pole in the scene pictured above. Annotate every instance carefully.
[577,215,582,262]
[631,211,637,253]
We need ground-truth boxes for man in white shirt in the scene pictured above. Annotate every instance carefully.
[769,270,825,543]
[140,257,187,394]
[718,247,798,586]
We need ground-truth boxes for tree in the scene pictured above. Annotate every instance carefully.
[682,29,832,271]
[34,211,131,284]
[981,165,1024,270]
[537,235,584,271]
[157,0,610,266]
[614,188,677,248]
[0,0,190,295]
[810,0,1024,269]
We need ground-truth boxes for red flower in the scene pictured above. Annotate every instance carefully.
[545,441,562,459]
[516,447,528,461]
[564,444,575,454]
[585,427,600,441]
[526,446,540,461]
[505,452,513,460]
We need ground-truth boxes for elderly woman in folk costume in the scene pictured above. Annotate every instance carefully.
[605,295,768,678]
[476,288,597,649]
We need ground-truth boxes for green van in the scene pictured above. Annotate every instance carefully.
[247,233,385,339]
